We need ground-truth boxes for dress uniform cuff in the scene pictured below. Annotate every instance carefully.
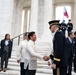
[53,58,61,65]
[50,53,54,60]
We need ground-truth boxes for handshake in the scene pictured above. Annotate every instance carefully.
[43,56,50,61]
[43,56,56,69]
[43,56,51,66]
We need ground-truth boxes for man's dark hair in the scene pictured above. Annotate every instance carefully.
[74,31,76,35]
[24,32,29,37]
[5,34,10,40]
[28,31,35,39]
[68,32,73,37]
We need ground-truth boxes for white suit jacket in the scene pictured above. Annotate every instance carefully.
[24,40,43,70]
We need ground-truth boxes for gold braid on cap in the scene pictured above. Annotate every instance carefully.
[50,22,59,26]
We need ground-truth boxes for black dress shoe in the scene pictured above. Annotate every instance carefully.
[3,68,7,72]
[0,68,3,72]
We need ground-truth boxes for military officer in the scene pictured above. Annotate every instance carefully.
[46,20,68,75]
[60,20,67,35]
[67,19,73,34]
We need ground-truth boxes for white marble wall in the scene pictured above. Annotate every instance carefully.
[0,0,30,39]
[0,0,76,40]
[30,0,38,34]
[30,0,53,37]
[37,0,45,37]
[43,0,53,34]
[12,0,31,38]
[74,0,76,31]
[12,0,22,38]
[23,9,29,32]
[0,0,14,39]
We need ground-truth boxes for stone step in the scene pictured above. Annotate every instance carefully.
[8,64,51,72]
[37,51,49,53]
[36,72,76,75]
[0,70,20,75]
[7,65,20,71]
[0,42,67,75]
[37,68,52,74]
[8,62,19,66]
[37,64,51,69]
[9,59,17,62]
[36,73,52,75]
[0,69,76,75]
[37,61,48,64]
[7,60,48,66]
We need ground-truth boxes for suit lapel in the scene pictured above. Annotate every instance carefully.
[3,39,5,46]
[8,40,10,46]
[67,38,72,45]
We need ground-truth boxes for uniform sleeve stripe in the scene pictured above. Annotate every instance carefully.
[54,58,60,62]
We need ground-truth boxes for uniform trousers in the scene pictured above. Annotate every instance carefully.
[53,67,67,75]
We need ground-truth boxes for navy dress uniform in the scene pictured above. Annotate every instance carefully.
[67,20,73,33]
[48,20,68,75]
[60,21,67,35]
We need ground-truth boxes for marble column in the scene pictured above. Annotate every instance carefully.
[30,0,38,34]
[30,0,53,37]
[12,1,22,37]
[74,0,76,31]
[23,9,28,33]
[27,9,31,32]
[43,0,53,34]
[53,5,56,20]
[0,0,14,39]
[71,4,74,30]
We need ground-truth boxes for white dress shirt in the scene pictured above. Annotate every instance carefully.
[68,37,72,43]
[5,40,9,46]
[24,40,43,70]
[17,40,28,62]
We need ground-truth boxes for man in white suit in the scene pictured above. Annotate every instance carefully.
[17,32,29,75]
[25,31,47,75]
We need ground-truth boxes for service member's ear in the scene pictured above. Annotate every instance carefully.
[49,26,51,29]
